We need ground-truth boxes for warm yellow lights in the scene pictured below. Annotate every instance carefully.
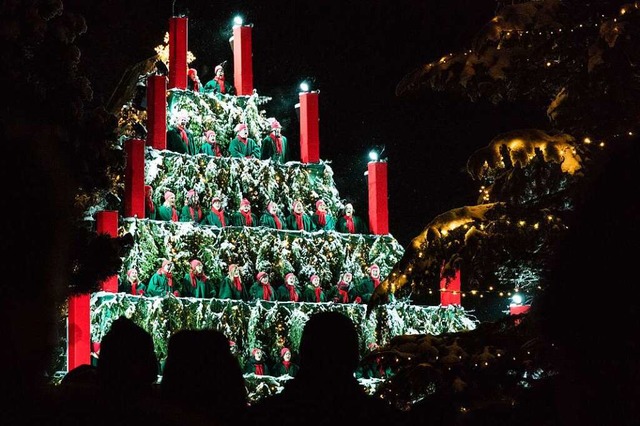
[507,138,524,150]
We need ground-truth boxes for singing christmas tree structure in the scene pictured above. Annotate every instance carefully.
[6,1,638,421]
[81,13,479,401]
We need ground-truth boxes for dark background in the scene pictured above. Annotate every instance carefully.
[65,0,548,248]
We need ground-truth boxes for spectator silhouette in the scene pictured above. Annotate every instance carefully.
[61,363,99,387]
[245,311,403,425]
[160,329,247,426]
[55,364,101,424]
[98,316,158,397]
[94,316,160,425]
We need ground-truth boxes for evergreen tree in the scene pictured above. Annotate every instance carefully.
[375,0,640,312]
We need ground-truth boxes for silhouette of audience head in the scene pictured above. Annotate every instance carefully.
[61,363,98,387]
[97,316,158,397]
[245,311,400,426]
[298,311,360,380]
[161,328,247,422]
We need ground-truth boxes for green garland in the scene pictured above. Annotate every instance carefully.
[91,293,477,373]
[120,219,405,292]
[145,150,343,219]
[165,89,273,154]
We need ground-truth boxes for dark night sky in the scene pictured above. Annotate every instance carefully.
[67,0,548,247]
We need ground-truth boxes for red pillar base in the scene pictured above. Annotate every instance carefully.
[299,91,320,163]
[96,211,119,292]
[67,294,91,371]
[509,304,530,326]
[440,267,461,306]
[509,305,531,315]
[147,76,167,150]
[367,161,389,235]
[232,25,254,95]
[124,139,146,218]
[169,17,188,90]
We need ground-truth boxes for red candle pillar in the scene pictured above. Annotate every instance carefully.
[510,304,530,326]
[232,24,254,95]
[146,75,167,150]
[439,267,462,306]
[509,305,531,315]
[367,161,389,235]
[169,16,188,90]
[125,138,146,218]
[299,91,320,163]
[96,211,119,292]
[67,294,91,370]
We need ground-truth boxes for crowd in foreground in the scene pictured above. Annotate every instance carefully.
[53,312,404,426]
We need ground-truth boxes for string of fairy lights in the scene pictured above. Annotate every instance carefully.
[431,2,640,150]
[430,287,540,299]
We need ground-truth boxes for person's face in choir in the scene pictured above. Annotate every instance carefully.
[371,267,380,279]
[230,267,240,278]
[344,204,354,216]
[187,193,199,205]
[253,349,263,361]
[177,112,189,127]
[212,200,221,210]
